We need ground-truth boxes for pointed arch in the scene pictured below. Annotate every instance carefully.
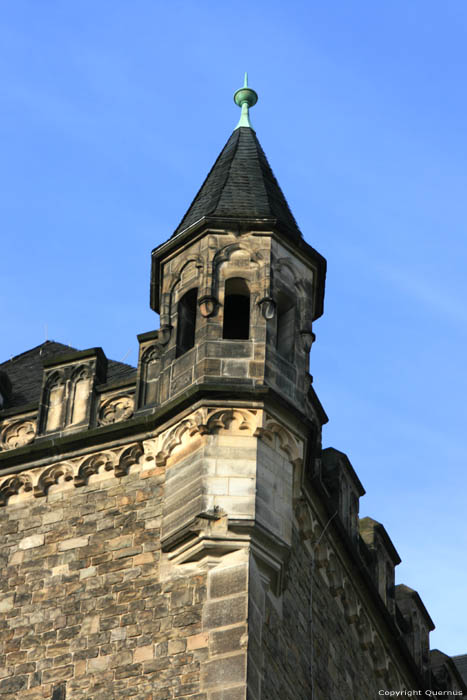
[0,474,33,506]
[176,287,198,356]
[43,371,66,433]
[75,451,116,486]
[116,443,144,477]
[69,365,93,425]
[35,462,74,497]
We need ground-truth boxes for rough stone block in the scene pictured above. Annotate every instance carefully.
[202,654,246,688]
[210,687,246,700]
[88,655,111,672]
[43,509,64,524]
[203,595,247,629]
[212,495,253,517]
[58,536,89,551]
[110,627,126,641]
[81,616,99,635]
[209,565,247,599]
[222,360,249,378]
[115,663,142,679]
[8,550,24,565]
[0,675,28,695]
[187,632,209,650]
[210,625,247,656]
[107,534,133,551]
[205,477,229,495]
[42,665,73,683]
[168,639,186,654]
[19,534,44,550]
[133,645,154,662]
[0,596,14,612]
[170,587,193,609]
[228,478,255,497]
[79,565,96,579]
[133,552,154,565]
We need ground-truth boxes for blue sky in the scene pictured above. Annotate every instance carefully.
[1,1,466,655]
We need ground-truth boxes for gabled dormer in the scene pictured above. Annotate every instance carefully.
[359,516,401,615]
[396,584,435,683]
[321,447,365,540]
[38,347,107,435]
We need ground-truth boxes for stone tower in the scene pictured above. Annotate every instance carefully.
[0,79,465,700]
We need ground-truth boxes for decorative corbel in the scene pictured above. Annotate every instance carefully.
[157,325,172,346]
[300,327,316,352]
[198,294,217,318]
[258,296,276,320]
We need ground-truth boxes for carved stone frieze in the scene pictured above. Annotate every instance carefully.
[185,408,299,447]
[0,441,144,504]
[74,451,117,487]
[155,416,203,467]
[35,463,74,497]
[117,444,144,477]
[155,407,260,466]
[142,438,158,461]
[255,416,303,466]
[205,407,258,434]
[0,419,36,451]
[98,394,134,426]
[0,474,33,505]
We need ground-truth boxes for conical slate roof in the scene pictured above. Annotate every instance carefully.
[172,127,302,241]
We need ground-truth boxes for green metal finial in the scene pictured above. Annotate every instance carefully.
[233,72,258,129]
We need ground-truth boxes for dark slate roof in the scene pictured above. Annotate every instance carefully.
[453,655,467,686]
[173,127,302,241]
[0,341,136,410]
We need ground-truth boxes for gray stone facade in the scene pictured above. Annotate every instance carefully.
[0,115,465,699]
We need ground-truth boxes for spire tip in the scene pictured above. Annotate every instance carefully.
[233,73,258,130]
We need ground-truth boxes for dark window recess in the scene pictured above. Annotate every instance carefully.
[276,295,295,360]
[52,684,66,700]
[223,278,250,340]
[176,288,198,357]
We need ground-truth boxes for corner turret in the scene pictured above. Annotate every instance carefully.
[139,78,326,419]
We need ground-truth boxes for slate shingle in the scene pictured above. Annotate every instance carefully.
[173,127,302,241]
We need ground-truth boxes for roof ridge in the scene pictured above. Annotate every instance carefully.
[108,357,137,371]
[255,133,301,236]
[173,130,240,236]
[251,130,274,222]
[0,340,77,367]
[210,129,241,218]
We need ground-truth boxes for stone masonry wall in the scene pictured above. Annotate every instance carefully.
[255,524,417,700]
[0,454,249,700]
[0,402,443,700]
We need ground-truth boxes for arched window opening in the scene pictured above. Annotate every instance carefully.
[70,368,91,425]
[223,278,250,340]
[176,288,198,357]
[276,293,295,360]
[44,374,66,433]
